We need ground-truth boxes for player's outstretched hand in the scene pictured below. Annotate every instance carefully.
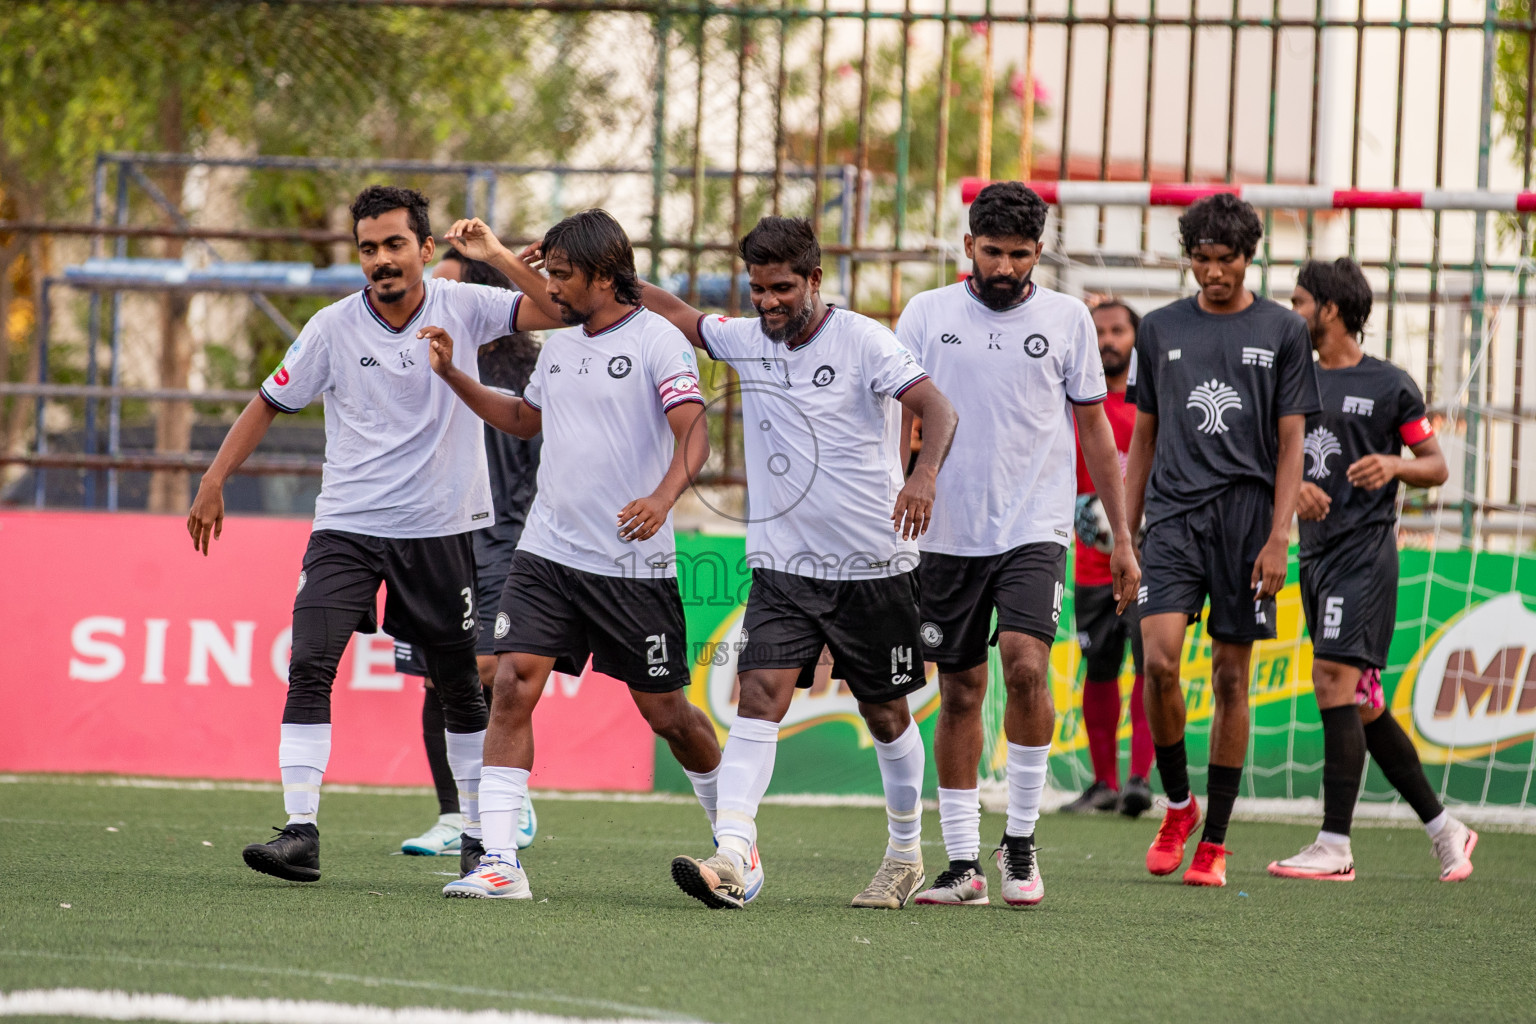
[443,218,505,263]
[618,495,672,542]
[891,468,936,540]
[1109,544,1141,614]
[1251,535,1288,599]
[1297,482,1332,521]
[187,481,224,556]
[419,326,455,377]
[1346,453,1399,490]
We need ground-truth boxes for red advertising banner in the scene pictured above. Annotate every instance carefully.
[0,510,655,790]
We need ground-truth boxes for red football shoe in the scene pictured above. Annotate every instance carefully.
[1183,841,1228,887]
[1146,799,1202,876]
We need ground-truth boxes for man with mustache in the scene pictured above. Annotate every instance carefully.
[893,182,1139,907]
[188,185,565,888]
[639,217,959,910]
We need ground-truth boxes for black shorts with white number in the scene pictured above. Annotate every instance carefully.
[1300,522,1398,670]
[396,540,518,673]
[493,550,690,693]
[736,568,926,705]
[1075,582,1143,681]
[295,529,479,651]
[918,543,1068,672]
[1137,481,1277,644]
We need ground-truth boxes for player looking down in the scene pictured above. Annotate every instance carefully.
[428,210,723,901]
[893,182,1139,908]
[641,216,959,910]
[1267,256,1475,882]
[1125,194,1320,887]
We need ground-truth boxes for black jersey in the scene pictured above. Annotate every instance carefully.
[1131,295,1320,526]
[476,337,542,559]
[1297,355,1433,558]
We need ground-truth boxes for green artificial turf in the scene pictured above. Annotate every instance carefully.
[1,778,1533,1023]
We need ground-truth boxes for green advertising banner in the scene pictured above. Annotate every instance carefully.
[659,533,1536,810]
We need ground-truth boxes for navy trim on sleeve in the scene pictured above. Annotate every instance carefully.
[258,387,301,414]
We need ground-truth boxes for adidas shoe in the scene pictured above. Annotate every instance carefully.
[1432,817,1478,882]
[517,798,538,851]
[913,860,990,905]
[459,833,486,877]
[995,834,1044,906]
[1267,838,1355,881]
[1061,780,1120,814]
[741,843,765,903]
[1119,775,1154,818]
[851,855,925,909]
[442,853,531,899]
[1146,799,1202,876]
[1183,841,1228,887]
[401,814,464,856]
[672,850,748,909]
[242,823,320,882]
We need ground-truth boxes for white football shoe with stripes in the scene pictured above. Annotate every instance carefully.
[442,853,532,900]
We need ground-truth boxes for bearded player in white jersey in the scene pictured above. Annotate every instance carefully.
[189,186,564,888]
[640,217,959,910]
[426,210,725,901]
[896,182,1140,906]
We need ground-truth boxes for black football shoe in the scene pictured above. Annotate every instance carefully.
[242,823,320,882]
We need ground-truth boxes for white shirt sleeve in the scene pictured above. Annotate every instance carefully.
[453,281,522,347]
[522,341,549,411]
[259,314,330,413]
[862,321,930,399]
[1063,303,1108,405]
[647,326,706,412]
[894,294,927,366]
[697,314,749,361]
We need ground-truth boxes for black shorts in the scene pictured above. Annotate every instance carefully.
[493,550,690,693]
[1075,582,1144,681]
[737,568,926,704]
[295,529,478,651]
[1300,523,1398,670]
[1138,482,1277,644]
[917,543,1067,671]
[395,544,517,674]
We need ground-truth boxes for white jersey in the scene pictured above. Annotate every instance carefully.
[259,278,521,538]
[897,279,1107,556]
[700,306,929,580]
[517,306,703,578]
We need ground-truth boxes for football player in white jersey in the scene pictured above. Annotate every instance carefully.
[189,186,563,889]
[895,182,1140,907]
[425,210,725,901]
[639,217,959,910]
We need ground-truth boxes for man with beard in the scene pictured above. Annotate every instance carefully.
[1062,299,1155,819]
[892,182,1138,907]
[431,210,723,901]
[189,186,565,888]
[1267,256,1475,882]
[639,216,959,910]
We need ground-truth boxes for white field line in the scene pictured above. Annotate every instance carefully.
[0,953,700,1023]
[0,988,705,1024]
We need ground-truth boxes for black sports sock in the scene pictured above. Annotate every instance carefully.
[1363,712,1444,824]
[1320,706,1367,836]
[421,686,458,816]
[1200,764,1243,846]
[1154,740,1191,804]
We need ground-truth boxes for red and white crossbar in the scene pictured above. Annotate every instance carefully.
[958,178,1536,212]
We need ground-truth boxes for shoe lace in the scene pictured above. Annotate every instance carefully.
[931,864,973,888]
[866,858,912,894]
[998,841,1034,881]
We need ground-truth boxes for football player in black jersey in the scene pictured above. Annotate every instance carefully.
[1266,256,1476,883]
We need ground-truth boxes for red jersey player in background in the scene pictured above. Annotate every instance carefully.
[1063,299,1154,817]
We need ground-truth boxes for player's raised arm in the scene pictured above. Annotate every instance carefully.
[187,396,281,555]
[1076,400,1141,612]
[637,281,708,349]
[422,325,542,440]
[618,401,710,542]
[892,379,957,540]
[442,217,565,331]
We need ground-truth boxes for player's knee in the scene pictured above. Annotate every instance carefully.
[1143,648,1181,690]
[490,660,542,718]
[937,668,988,717]
[636,692,694,741]
[476,655,498,691]
[1000,655,1047,697]
[1209,666,1248,704]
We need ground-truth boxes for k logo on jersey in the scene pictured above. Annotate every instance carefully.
[812,365,836,387]
[920,622,944,647]
[608,355,633,378]
[1186,379,1242,435]
[1023,334,1049,358]
[1304,426,1343,479]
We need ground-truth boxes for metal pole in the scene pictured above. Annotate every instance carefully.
[33,280,51,509]
[650,2,672,283]
[84,156,108,508]
[107,160,130,510]
[1463,0,1498,544]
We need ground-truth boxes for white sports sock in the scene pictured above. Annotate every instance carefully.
[1005,741,1052,839]
[873,721,924,863]
[480,765,530,860]
[1166,795,1192,810]
[278,723,331,824]
[714,716,780,867]
[1425,810,1450,837]
[1317,830,1351,848]
[683,764,721,829]
[937,787,982,864]
[444,729,486,841]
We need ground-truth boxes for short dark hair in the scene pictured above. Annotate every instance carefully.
[479,333,541,393]
[1297,257,1373,336]
[440,246,514,290]
[1091,298,1141,333]
[1178,193,1263,259]
[739,217,821,278]
[350,185,432,246]
[541,209,642,306]
[968,181,1050,242]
